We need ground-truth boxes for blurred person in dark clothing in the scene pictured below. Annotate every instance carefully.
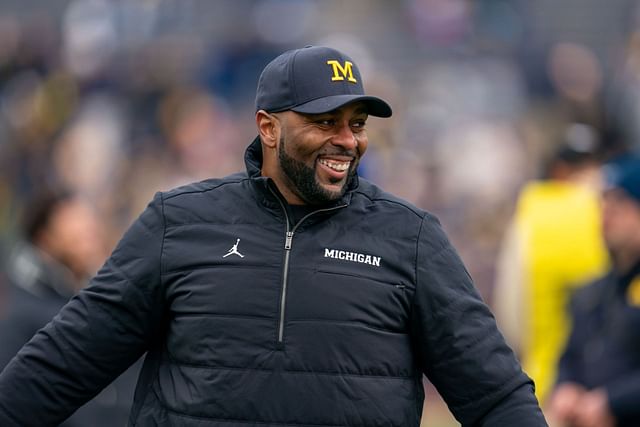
[548,154,640,427]
[0,46,546,426]
[0,189,139,427]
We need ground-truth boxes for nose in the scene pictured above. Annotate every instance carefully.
[331,121,357,151]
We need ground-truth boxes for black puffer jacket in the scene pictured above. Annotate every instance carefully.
[0,138,546,426]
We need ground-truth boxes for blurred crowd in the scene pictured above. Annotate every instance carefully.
[1,0,640,426]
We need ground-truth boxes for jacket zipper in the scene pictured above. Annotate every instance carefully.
[278,230,293,343]
[269,187,347,344]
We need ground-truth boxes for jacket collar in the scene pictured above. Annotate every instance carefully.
[244,136,266,179]
[243,136,358,208]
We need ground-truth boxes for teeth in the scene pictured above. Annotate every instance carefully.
[319,158,350,172]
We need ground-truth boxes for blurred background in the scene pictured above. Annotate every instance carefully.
[1,0,640,425]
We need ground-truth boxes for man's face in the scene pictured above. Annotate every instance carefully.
[601,190,640,254]
[274,102,369,205]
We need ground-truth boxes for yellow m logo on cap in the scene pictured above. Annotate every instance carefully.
[326,60,357,83]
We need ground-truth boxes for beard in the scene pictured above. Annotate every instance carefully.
[278,135,357,205]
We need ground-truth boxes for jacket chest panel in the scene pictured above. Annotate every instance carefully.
[162,222,284,365]
[284,226,414,333]
[163,222,284,314]
[286,267,410,332]
[160,216,416,368]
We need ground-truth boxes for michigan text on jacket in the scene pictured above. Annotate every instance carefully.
[324,248,381,267]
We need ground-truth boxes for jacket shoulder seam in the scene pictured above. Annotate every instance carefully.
[353,190,425,219]
[162,177,249,201]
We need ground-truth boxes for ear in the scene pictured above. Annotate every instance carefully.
[256,110,279,149]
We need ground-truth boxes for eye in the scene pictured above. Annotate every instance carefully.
[351,119,367,131]
[316,119,335,126]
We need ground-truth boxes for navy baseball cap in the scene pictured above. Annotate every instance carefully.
[255,46,392,117]
[603,153,640,204]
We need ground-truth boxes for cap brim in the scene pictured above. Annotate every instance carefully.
[291,94,392,117]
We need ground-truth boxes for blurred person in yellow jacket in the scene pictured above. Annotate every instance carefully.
[494,123,609,406]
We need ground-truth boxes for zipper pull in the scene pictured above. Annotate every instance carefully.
[285,231,294,250]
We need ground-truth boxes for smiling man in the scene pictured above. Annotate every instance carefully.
[260,103,368,205]
[0,46,547,426]
[254,46,388,208]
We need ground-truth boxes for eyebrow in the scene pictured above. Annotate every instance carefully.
[313,107,369,118]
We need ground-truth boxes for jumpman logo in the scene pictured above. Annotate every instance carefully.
[223,238,244,258]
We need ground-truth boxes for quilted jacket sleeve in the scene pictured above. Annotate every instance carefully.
[411,214,547,426]
[0,193,166,426]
